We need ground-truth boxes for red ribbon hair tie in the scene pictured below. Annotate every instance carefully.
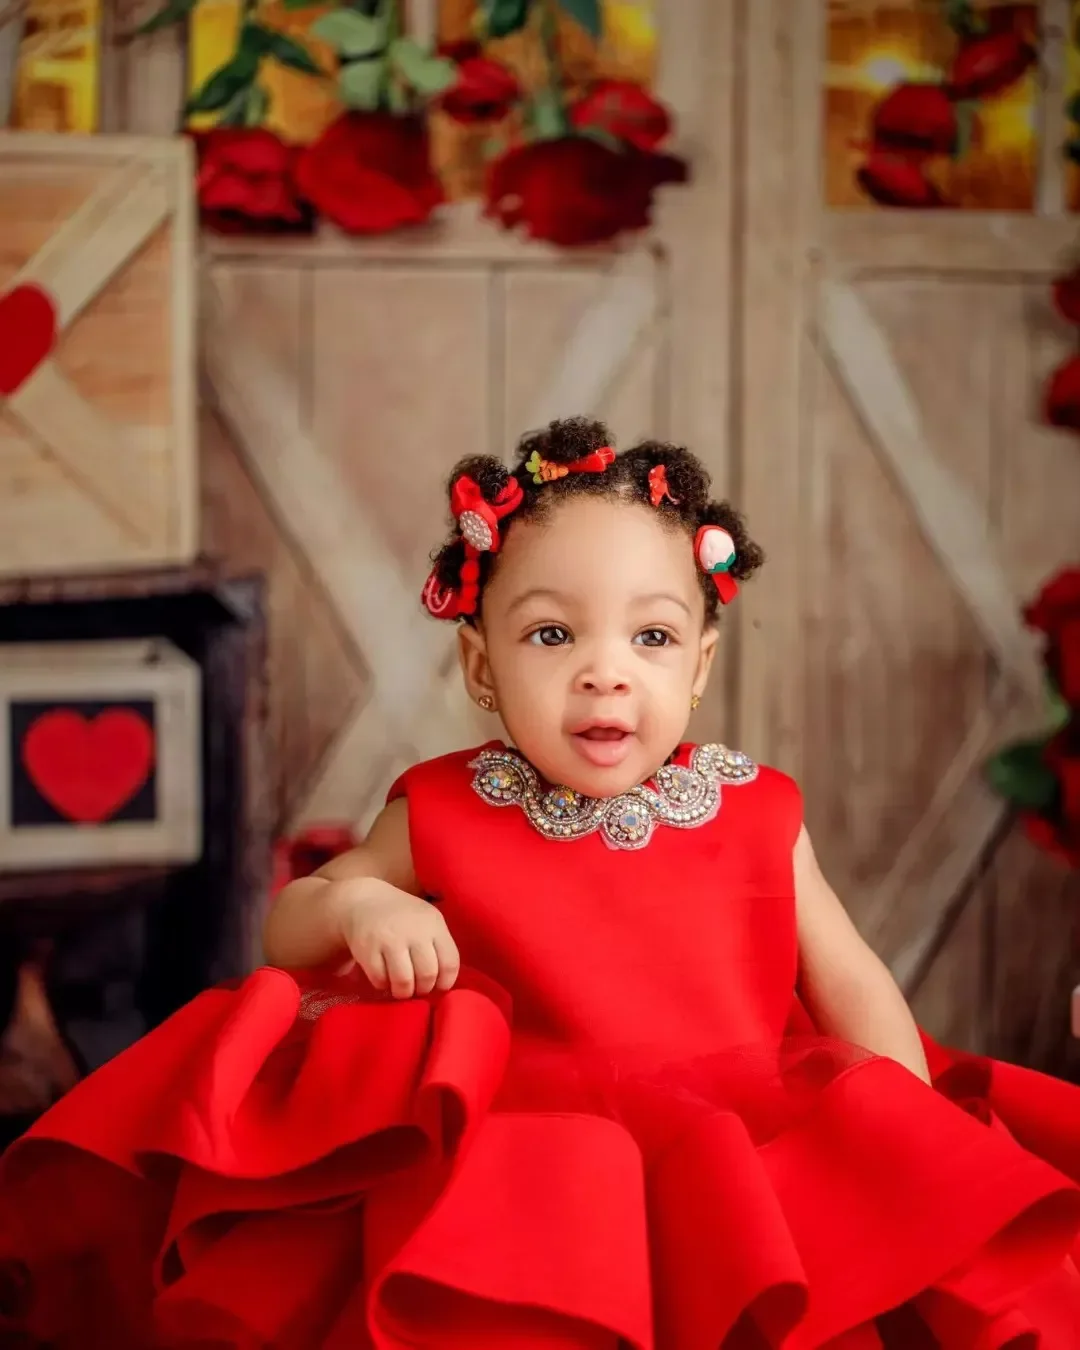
[422,475,524,619]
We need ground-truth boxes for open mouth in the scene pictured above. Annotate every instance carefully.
[569,723,635,767]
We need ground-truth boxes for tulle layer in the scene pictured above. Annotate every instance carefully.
[2,967,1080,1349]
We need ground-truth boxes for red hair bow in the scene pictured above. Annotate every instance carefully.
[423,475,524,619]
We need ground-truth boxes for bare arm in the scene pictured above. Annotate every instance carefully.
[794,825,930,1084]
[262,798,420,971]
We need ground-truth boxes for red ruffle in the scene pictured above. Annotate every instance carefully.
[2,968,1080,1349]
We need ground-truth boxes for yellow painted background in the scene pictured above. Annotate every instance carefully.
[825,1,1038,211]
[12,0,103,132]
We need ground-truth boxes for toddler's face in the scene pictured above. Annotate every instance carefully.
[459,495,717,797]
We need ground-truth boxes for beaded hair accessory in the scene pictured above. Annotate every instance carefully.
[695,524,739,605]
[422,446,616,619]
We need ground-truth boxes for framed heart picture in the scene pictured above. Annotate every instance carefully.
[0,640,201,872]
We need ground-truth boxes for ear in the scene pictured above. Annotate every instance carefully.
[692,623,719,699]
[458,622,497,706]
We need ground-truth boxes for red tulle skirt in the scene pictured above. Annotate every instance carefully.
[3,966,1080,1349]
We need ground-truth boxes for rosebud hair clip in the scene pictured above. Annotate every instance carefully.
[422,474,523,619]
[695,524,739,605]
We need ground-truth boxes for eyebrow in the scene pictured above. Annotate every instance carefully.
[506,588,692,617]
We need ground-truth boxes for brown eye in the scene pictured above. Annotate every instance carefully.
[635,629,671,648]
[529,625,571,647]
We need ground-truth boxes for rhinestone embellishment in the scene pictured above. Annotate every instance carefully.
[469,743,757,851]
[459,509,494,551]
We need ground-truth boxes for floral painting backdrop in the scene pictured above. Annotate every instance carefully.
[825,0,1039,210]
[177,0,682,246]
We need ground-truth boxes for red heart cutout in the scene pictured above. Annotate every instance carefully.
[21,709,156,824]
[0,283,58,397]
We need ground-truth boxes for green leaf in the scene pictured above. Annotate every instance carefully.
[185,50,260,115]
[1047,679,1072,732]
[133,0,198,36]
[255,25,322,75]
[310,9,386,57]
[556,0,601,38]
[244,82,270,125]
[281,0,323,8]
[578,125,623,153]
[386,77,411,114]
[528,86,567,139]
[953,101,977,160]
[338,58,384,110]
[478,0,530,39]
[985,739,1059,812]
[388,38,456,96]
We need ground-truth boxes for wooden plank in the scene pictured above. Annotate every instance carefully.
[907,884,985,1055]
[207,200,645,270]
[821,214,1076,279]
[200,402,363,830]
[102,0,187,136]
[6,363,155,543]
[736,0,821,773]
[7,160,172,331]
[1037,0,1070,217]
[989,830,1080,1077]
[819,278,1045,705]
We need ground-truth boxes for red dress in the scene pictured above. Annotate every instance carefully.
[4,741,1080,1349]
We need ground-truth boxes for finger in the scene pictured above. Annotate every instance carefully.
[410,942,440,997]
[433,930,460,991]
[359,947,388,993]
[382,944,416,1000]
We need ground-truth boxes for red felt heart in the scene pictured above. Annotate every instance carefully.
[0,283,58,397]
[21,709,156,824]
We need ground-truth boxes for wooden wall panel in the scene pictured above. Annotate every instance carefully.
[310,268,491,576]
[502,267,662,450]
[804,281,998,914]
[200,406,363,831]
[200,267,366,830]
[908,892,984,1055]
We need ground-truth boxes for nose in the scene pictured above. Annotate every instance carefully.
[574,645,631,696]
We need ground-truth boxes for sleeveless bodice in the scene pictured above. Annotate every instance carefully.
[389,741,804,1059]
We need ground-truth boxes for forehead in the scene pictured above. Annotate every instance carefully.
[491,495,698,601]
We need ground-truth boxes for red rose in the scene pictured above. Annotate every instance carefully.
[1045,727,1080,824]
[871,83,956,159]
[856,153,943,208]
[947,32,1036,102]
[1044,355,1080,431]
[568,80,671,152]
[1053,270,1080,325]
[439,42,520,123]
[294,113,442,234]
[1021,811,1080,869]
[1024,568,1080,705]
[485,136,686,247]
[193,127,311,234]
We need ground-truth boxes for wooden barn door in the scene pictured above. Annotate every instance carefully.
[738,3,1080,1068]
[195,1,738,839]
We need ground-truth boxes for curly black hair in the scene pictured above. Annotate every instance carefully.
[427,416,764,624]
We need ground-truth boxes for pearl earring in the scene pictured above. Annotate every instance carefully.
[478,695,496,712]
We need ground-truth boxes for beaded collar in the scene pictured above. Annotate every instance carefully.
[468,743,757,851]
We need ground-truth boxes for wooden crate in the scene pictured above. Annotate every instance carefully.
[0,638,201,870]
[0,131,197,577]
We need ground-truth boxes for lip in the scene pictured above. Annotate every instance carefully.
[568,718,635,737]
[568,720,636,769]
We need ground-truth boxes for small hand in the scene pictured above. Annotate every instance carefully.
[330,877,460,999]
